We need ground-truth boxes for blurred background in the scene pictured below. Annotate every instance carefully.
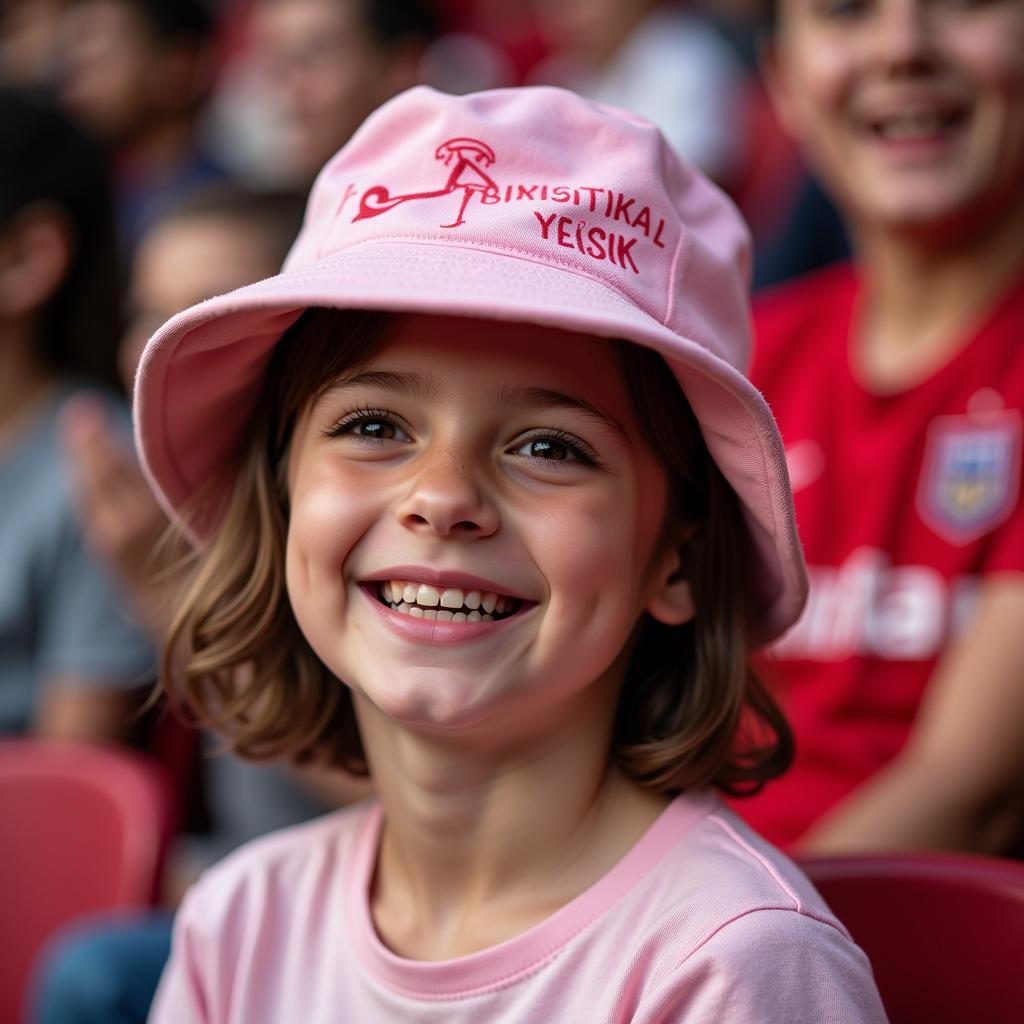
[0,0,844,286]
[0,5,839,1018]
[14,1,1023,1022]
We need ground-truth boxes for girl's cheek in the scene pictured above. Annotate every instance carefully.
[777,27,855,136]
[796,54,850,127]
[952,10,1024,78]
[285,483,359,655]
[288,474,365,584]
[542,486,655,590]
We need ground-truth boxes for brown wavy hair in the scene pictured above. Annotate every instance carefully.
[163,308,792,793]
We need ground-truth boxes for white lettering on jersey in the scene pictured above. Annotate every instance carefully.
[774,547,980,660]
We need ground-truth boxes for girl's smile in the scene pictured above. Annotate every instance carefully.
[283,314,692,732]
[357,567,538,644]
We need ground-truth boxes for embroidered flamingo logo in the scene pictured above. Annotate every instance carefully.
[353,137,498,228]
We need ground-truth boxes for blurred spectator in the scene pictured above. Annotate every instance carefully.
[56,0,229,252]
[213,0,437,186]
[529,0,745,184]
[0,0,68,84]
[32,184,370,1024]
[61,187,307,630]
[0,85,152,742]
[735,0,1024,856]
[62,181,372,864]
[431,0,546,82]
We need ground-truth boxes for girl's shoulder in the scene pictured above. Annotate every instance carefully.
[184,799,377,922]
[539,791,859,972]
[620,799,887,1021]
[641,797,849,938]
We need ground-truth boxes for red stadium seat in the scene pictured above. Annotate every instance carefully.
[800,852,1024,1024]
[0,739,176,1022]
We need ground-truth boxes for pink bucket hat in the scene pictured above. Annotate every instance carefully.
[134,85,806,643]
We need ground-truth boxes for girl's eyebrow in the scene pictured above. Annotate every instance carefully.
[319,369,438,402]
[320,371,627,440]
[491,385,629,441]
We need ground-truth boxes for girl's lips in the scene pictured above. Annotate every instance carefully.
[857,102,971,159]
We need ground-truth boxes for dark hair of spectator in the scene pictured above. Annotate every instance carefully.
[67,0,214,43]
[362,0,438,49]
[0,86,122,391]
[159,184,307,270]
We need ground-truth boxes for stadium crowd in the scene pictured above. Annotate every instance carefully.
[1,1,1021,1021]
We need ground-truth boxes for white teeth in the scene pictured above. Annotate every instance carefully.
[382,579,519,619]
[877,111,948,140]
[390,601,497,623]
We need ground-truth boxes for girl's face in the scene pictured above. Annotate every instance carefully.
[284,315,693,734]
[770,0,1024,236]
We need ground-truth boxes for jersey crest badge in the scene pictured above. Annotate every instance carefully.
[916,410,1022,545]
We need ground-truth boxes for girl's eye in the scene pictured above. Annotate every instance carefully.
[814,0,868,18]
[324,409,409,444]
[519,438,573,460]
[509,430,599,467]
[350,419,397,440]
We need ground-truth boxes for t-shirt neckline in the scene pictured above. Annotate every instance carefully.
[346,790,717,1000]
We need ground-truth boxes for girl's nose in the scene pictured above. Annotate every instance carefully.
[395,450,499,539]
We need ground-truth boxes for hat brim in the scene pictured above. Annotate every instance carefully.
[135,238,806,643]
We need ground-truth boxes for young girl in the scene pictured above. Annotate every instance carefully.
[137,85,886,1022]
[738,0,1024,854]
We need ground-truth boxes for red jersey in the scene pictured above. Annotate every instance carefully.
[735,263,1024,849]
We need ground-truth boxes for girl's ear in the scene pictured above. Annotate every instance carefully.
[645,527,696,627]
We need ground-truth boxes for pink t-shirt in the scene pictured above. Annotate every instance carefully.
[149,792,887,1023]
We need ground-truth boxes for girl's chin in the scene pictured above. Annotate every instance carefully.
[350,670,510,731]
[843,163,997,233]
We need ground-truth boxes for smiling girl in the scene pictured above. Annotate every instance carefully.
[138,86,885,1022]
